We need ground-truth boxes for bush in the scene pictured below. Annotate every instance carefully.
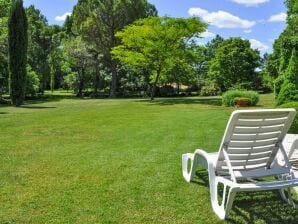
[279,102,298,134]
[276,82,298,106]
[200,83,221,96]
[26,65,40,97]
[222,90,259,107]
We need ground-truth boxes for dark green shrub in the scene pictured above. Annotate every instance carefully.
[222,90,259,107]
[158,85,175,97]
[279,102,298,134]
[276,82,298,106]
[200,83,221,96]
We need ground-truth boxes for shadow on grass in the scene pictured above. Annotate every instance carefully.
[20,105,56,109]
[0,112,8,114]
[25,94,76,105]
[193,169,298,223]
[139,97,222,106]
[0,94,77,108]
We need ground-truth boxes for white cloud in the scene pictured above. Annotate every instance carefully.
[55,12,71,22]
[268,12,287,22]
[244,29,252,33]
[231,0,270,7]
[188,7,255,29]
[249,39,269,51]
[200,30,216,38]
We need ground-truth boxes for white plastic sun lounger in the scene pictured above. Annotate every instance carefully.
[182,109,298,220]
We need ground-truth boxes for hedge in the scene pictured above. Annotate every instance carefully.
[222,90,259,107]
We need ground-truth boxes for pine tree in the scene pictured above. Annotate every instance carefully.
[8,0,28,106]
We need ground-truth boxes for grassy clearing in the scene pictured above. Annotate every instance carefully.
[0,93,297,223]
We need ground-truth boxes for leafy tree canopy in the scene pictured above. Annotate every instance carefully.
[208,38,261,91]
[112,16,207,99]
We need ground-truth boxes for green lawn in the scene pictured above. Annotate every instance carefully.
[0,94,297,223]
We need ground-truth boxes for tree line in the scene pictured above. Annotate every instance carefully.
[0,0,296,106]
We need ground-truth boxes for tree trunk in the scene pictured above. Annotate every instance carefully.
[177,82,180,95]
[109,60,117,98]
[93,63,101,97]
[77,68,84,97]
[150,70,161,101]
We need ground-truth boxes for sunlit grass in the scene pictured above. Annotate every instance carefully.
[0,93,297,223]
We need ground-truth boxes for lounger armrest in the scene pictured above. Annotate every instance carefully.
[182,149,216,182]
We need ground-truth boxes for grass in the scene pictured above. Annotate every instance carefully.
[0,93,297,223]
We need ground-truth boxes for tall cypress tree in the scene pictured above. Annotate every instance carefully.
[8,0,28,106]
[277,49,298,105]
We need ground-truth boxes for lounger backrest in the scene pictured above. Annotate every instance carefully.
[216,109,296,174]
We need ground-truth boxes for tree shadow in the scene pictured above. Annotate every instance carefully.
[0,112,8,114]
[20,105,56,109]
[192,169,298,223]
[138,97,222,106]
[0,94,77,108]
[25,94,76,105]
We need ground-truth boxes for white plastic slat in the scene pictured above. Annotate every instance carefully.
[260,124,285,132]
[227,145,275,154]
[239,113,289,120]
[229,138,278,148]
[219,163,267,171]
[234,124,284,134]
[231,132,281,141]
[218,157,269,167]
[236,117,288,126]
[234,167,290,178]
[228,151,272,160]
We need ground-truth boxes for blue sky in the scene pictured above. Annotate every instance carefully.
[23,0,287,54]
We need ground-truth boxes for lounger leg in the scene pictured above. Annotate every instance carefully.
[279,188,298,208]
[182,150,210,182]
[211,179,236,220]
[182,153,198,182]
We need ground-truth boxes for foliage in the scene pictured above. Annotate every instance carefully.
[26,65,40,96]
[8,0,28,106]
[112,16,207,100]
[276,49,298,105]
[273,75,285,98]
[0,0,12,98]
[72,0,157,97]
[208,38,261,91]
[264,0,298,96]
[62,37,93,96]
[222,90,259,107]
[279,101,298,134]
[63,72,77,91]
[200,82,221,96]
